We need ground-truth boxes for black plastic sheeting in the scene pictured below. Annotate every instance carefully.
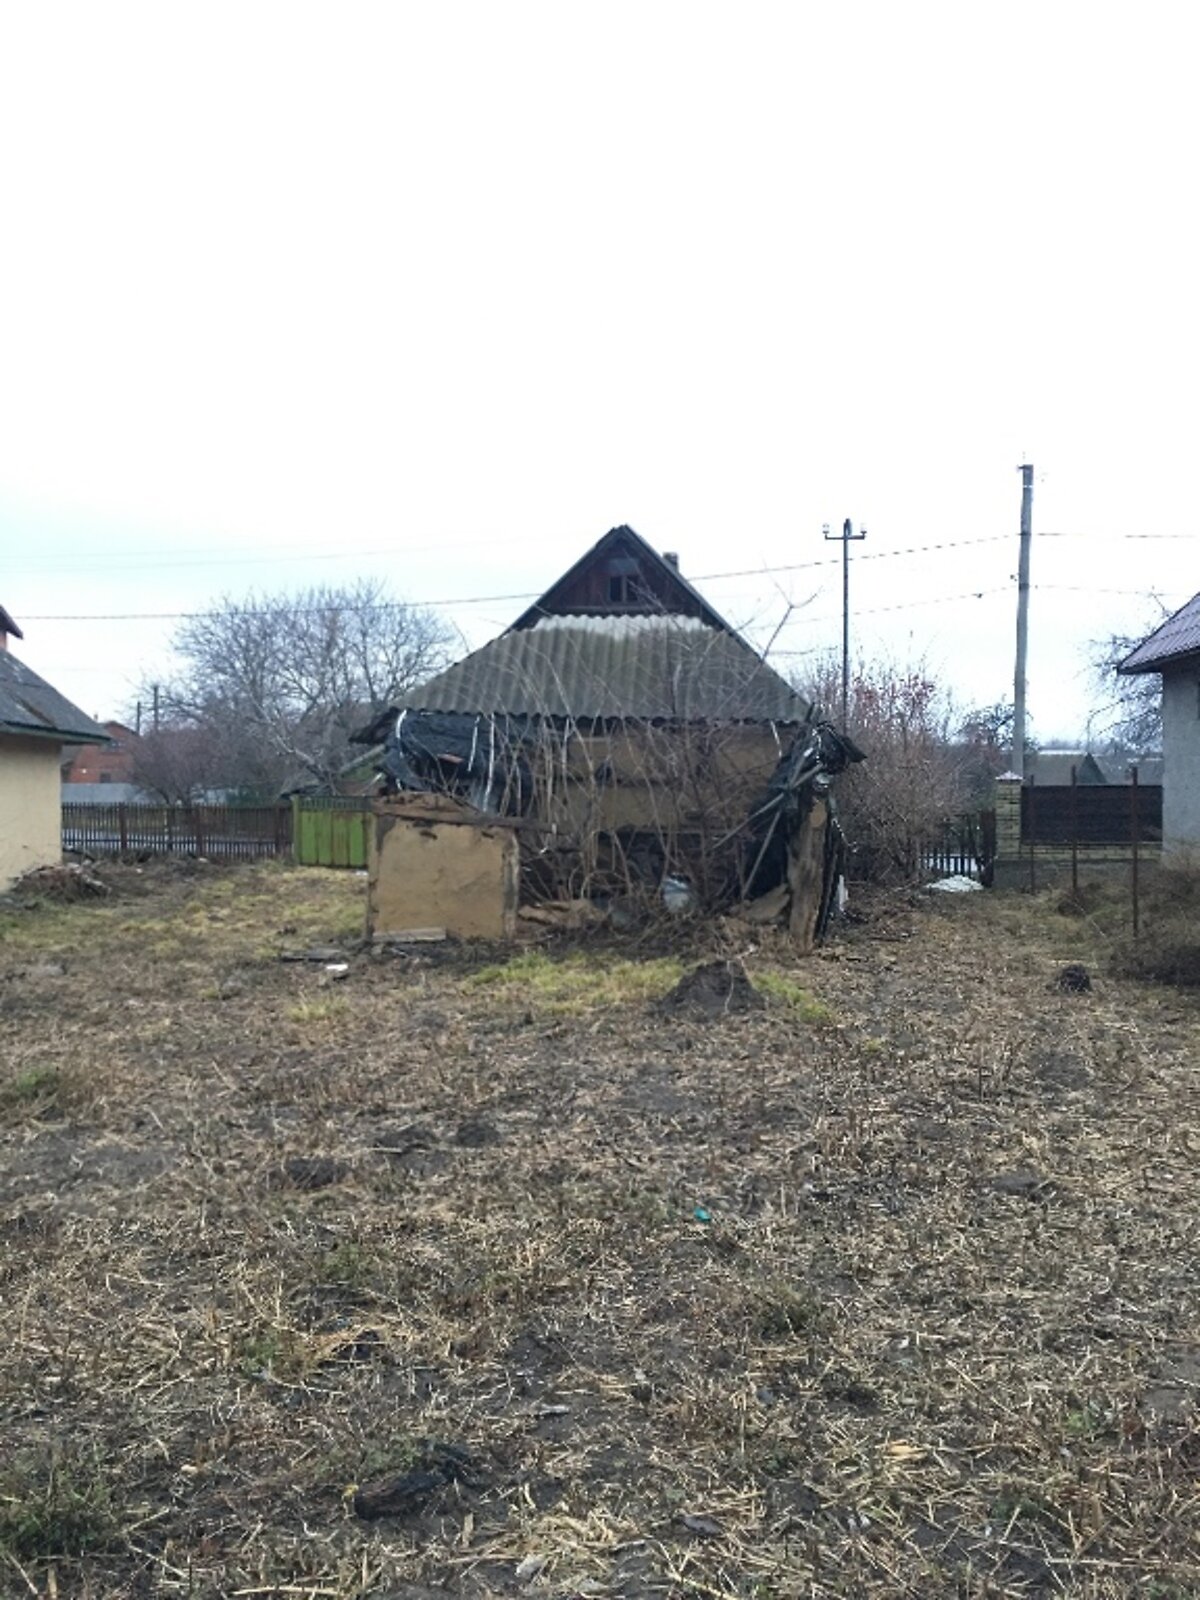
[373,710,532,813]
[741,720,864,900]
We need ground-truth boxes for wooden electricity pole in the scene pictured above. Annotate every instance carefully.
[1012,464,1034,779]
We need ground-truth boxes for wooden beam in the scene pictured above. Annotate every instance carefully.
[787,797,828,954]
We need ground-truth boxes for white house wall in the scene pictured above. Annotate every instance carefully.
[1161,666,1200,852]
[0,734,63,889]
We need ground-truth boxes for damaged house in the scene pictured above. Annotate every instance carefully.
[353,527,859,946]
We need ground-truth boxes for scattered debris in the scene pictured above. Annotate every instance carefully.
[926,874,983,894]
[661,876,695,915]
[352,1440,481,1520]
[274,1155,348,1191]
[989,1170,1051,1199]
[733,882,790,925]
[14,862,110,900]
[1057,962,1092,993]
[455,1117,501,1148]
[517,898,608,930]
[675,1512,724,1539]
[1142,1351,1200,1418]
[658,959,763,1019]
[373,1124,439,1162]
[279,946,347,963]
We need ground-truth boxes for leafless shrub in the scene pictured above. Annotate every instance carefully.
[799,655,968,883]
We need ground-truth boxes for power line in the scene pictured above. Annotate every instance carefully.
[17,538,1187,626]
[4,525,1195,579]
[13,534,1019,621]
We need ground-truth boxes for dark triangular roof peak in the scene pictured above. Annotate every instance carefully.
[510,526,734,634]
[0,605,24,642]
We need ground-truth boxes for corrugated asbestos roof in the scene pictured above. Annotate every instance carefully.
[1119,593,1200,673]
[0,651,111,744]
[399,615,811,723]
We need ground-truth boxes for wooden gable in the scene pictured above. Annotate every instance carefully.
[510,526,732,633]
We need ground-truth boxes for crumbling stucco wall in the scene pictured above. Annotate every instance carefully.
[535,724,785,834]
[368,796,519,940]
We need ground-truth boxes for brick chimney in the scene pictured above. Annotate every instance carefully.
[0,605,23,652]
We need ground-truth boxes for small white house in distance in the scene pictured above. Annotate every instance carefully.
[1119,592,1200,854]
[0,606,111,890]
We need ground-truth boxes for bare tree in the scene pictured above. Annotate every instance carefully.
[956,700,1019,800]
[1087,613,1168,751]
[129,722,227,803]
[799,653,969,882]
[149,581,454,796]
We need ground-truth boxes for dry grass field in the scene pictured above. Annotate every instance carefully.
[2,861,1199,1599]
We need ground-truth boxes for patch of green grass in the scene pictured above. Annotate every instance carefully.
[989,1481,1066,1532]
[232,1324,301,1379]
[465,949,684,1014]
[753,1279,825,1341]
[1,1066,62,1110]
[0,1446,119,1560]
[286,996,349,1025]
[321,1432,422,1495]
[753,969,833,1022]
[319,1242,377,1289]
[0,1063,79,1124]
[1062,1399,1107,1439]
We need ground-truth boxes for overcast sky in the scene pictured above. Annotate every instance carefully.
[2,2,1196,743]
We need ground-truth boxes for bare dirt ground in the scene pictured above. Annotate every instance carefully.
[2,862,1199,1599]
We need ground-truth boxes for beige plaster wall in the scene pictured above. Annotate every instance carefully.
[538,724,783,834]
[368,797,519,940]
[0,735,63,890]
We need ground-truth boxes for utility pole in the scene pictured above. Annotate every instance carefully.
[152,683,161,733]
[824,517,867,728]
[1012,464,1034,780]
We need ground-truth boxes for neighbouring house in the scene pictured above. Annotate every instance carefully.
[62,720,141,788]
[1024,750,1109,787]
[1119,592,1200,853]
[353,526,859,943]
[0,608,111,890]
[1022,749,1163,786]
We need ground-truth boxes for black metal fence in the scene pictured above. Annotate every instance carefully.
[63,802,292,860]
[1021,783,1163,846]
[924,810,997,885]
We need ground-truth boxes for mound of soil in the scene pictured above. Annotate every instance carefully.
[659,958,763,1019]
[13,863,111,901]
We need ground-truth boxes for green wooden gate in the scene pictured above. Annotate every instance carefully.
[292,797,370,868]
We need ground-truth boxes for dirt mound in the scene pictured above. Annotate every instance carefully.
[658,958,763,1019]
[12,863,111,901]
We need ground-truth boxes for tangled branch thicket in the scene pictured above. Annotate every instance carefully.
[798,655,971,882]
